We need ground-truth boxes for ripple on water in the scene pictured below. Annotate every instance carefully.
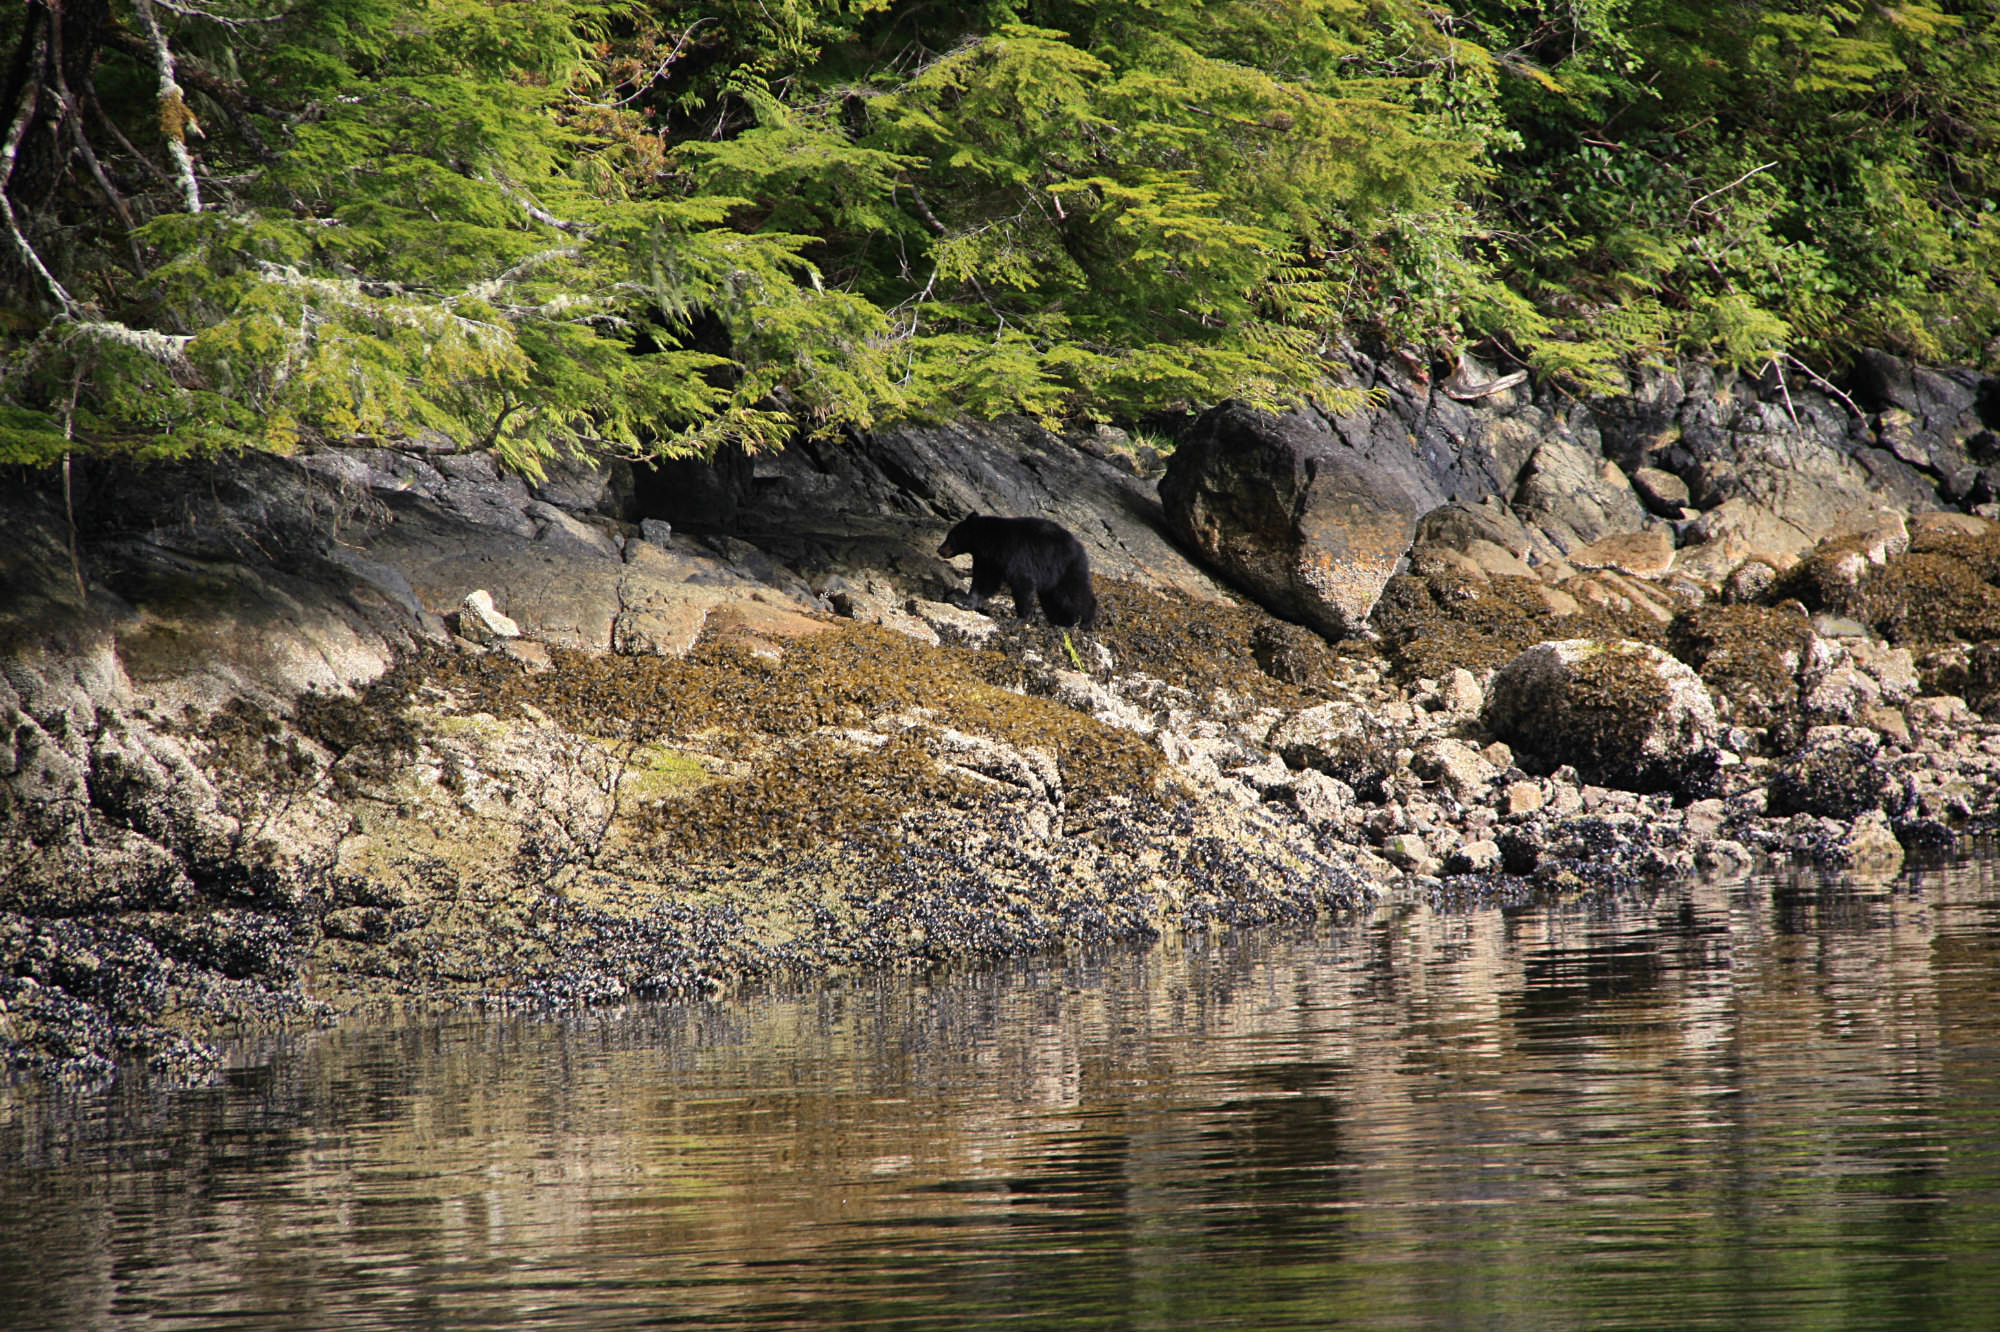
[4,860,2000,1331]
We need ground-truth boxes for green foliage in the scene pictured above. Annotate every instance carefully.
[1471,0,2000,376]
[4,0,1999,473]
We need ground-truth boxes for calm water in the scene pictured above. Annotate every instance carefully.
[4,861,2000,1331]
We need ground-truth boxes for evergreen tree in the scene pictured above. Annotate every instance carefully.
[3,1,1997,474]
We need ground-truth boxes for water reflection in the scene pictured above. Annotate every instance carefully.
[5,861,2000,1331]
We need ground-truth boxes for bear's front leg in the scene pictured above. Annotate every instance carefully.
[962,560,1004,614]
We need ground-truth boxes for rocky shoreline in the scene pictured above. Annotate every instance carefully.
[7,347,2000,1086]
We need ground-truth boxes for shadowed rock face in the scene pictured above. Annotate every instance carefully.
[1159,402,1419,640]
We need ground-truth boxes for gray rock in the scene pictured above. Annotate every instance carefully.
[1442,838,1503,875]
[1412,737,1498,801]
[525,501,623,561]
[1379,831,1435,872]
[1413,497,1561,566]
[456,589,521,643]
[1498,780,1544,818]
[1437,667,1484,717]
[1291,769,1357,827]
[1803,665,1881,724]
[1160,402,1419,638]
[1834,808,1905,877]
[531,453,634,517]
[1721,559,1780,604]
[1512,436,1649,553]
[1268,702,1408,802]
[1631,466,1692,515]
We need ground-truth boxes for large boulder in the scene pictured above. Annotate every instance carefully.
[1160,402,1420,639]
[1512,435,1650,553]
[1483,638,1721,794]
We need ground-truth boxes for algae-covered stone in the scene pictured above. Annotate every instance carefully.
[1268,701,1408,802]
[1483,638,1721,794]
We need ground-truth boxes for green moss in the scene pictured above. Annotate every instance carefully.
[432,713,513,740]
[621,745,712,802]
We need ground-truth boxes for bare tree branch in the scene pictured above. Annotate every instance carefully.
[0,19,77,316]
[488,174,592,236]
[131,0,203,212]
[45,10,143,264]
[100,18,279,162]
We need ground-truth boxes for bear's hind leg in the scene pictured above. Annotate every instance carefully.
[1042,565,1098,629]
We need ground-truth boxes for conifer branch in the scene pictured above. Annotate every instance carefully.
[255,263,509,341]
[151,0,291,27]
[87,81,172,186]
[904,184,949,236]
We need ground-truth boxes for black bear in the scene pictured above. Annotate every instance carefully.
[937,514,1099,629]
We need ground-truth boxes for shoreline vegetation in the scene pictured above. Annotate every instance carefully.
[5,2,2000,1086]
[3,2,1997,475]
[10,350,2000,1084]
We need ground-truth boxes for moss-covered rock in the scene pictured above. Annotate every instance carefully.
[1483,639,1721,795]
